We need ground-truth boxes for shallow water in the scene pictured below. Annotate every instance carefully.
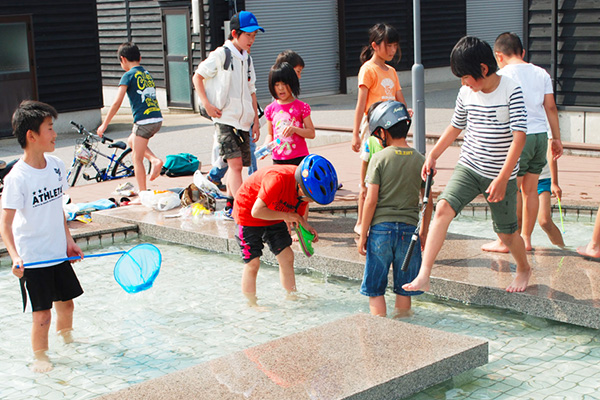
[0,238,599,399]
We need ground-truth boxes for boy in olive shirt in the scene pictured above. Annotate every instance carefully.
[357,101,433,317]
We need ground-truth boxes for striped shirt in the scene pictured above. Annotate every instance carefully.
[451,75,527,180]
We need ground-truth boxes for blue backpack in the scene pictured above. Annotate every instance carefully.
[161,153,199,177]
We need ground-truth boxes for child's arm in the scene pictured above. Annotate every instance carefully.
[281,115,315,139]
[97,85,128,137]
[251,92,260,143]
[395,89,413,117]
[192,73,222,119]
[543,93,563,160]
[64,215,84,262]
[547,141,562,200]
[351,86,369,152]
[486,130,526,202]
[251,198,311,231]
[0,208,24,277]
[357,183,379,255]
[265,120,274,143]
[421,124,462,179]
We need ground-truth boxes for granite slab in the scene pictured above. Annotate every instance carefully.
[99,313,488,400]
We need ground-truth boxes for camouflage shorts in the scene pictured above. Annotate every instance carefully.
[215,123,251,167]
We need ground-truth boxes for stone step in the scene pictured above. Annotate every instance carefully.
[99,313,487,400]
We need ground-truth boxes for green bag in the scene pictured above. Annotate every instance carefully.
[161,153,199,177]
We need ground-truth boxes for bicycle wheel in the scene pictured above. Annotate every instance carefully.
[67,162,83,187]
[111,148,152,178]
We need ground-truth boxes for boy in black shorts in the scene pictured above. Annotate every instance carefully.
[0,101,84,372]
[233,155,338,306]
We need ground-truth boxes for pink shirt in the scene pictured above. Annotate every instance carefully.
[264,99,311,160]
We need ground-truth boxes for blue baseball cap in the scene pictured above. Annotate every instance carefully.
[230,11,264,33]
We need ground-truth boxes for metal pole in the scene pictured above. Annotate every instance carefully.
[411,0,426,154]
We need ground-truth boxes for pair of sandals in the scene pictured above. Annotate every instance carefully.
[108,197,131,207]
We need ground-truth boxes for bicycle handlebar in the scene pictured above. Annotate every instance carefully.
[70,120,113,143]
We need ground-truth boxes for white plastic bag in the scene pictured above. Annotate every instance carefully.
[139,190,181,211]
[193,170,221,197]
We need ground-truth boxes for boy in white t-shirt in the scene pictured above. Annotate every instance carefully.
[0,101,84,373]
[482,32,563,253]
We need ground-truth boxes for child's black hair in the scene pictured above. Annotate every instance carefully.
[12,100,58,149]
[118,42,141,62]
[268,62,300,99]
[450,36,497,79]
[360,23,401,64]
[494,32,523,57]
[367,101,410,140]
[274,50,305,69]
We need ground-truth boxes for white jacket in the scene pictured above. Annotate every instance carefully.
[195,41,257,131]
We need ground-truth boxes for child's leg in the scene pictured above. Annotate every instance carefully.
[128,134,161,191]
[369,296,387,317]
[497,231,532,292]
[54,300,75,343]
[538,191,564,247]
[227,156,244,198]
[392,295,412,318]
[275,246,296,294]
[481,182,523,253]
[354,161,369,235]
[520,172,541,250]
[577,208,600,258]
[403,200,456,292]
[242,257,261,306]
[31,309,53,372]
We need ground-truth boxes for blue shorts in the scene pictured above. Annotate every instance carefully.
[538,178,551,195]
[360,222,424,297]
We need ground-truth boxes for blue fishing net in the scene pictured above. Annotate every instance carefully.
[113,243,162,293]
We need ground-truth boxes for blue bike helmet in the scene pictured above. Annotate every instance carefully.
[295,155,338,205]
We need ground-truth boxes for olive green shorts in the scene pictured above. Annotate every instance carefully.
[518,132,548,176]
[439,164,518,234]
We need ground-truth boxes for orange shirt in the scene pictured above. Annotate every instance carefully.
[358,59,401,114]
[233,165,308,227]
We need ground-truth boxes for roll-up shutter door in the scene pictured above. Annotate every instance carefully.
[245,0,340,101]
[467,0,523,46]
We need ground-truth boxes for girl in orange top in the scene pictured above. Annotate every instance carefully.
[351,23,412,234]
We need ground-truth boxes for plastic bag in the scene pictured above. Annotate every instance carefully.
[139,190,181,211]
[193,170,221,197]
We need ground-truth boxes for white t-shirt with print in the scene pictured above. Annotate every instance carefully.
[498,63,553,135]
[451,75,528,180]
[2,155,68,268]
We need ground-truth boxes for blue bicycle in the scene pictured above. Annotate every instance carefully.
[66,121,150,187]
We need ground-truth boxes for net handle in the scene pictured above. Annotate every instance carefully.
[22,251,126,268]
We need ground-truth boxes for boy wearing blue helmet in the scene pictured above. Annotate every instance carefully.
[357,101,433,317]
[233,155,338,306]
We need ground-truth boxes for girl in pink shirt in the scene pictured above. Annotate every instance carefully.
[264,63,315,166]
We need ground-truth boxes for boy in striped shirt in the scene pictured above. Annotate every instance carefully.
[403,36,532,293]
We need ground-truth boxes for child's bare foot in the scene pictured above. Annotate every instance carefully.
[58,328,74,344]
[31,350,53,373]
[149,159,163,181]
[577,243,600,260]
[522,236,533,251]
[481,239,510,253]
[402,274,430,292]
[505,268,532,293]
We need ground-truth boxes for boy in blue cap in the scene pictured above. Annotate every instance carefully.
[193,11,264,217]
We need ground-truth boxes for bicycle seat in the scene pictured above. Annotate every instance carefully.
[108,141,127,150]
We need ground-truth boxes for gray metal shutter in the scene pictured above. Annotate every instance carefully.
[467,0,523,46]
[245,0,340,101]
